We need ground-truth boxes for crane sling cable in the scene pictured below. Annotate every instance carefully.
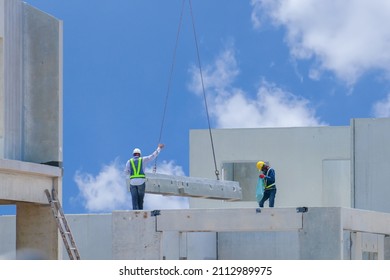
[153,0,186,173]
[154,0,220,180]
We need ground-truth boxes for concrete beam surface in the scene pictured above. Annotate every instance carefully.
[342,208,390,235]
[135,172,242,201]
[156,208,303,232]
[0,159,61,204]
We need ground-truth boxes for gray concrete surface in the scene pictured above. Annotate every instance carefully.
[0,0,63,259]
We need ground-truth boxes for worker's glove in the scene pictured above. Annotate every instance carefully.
[259,174,265,179]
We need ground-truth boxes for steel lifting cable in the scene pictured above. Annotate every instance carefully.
[153,0,186,173]
[189,0,220,180]
[155,0,220,180]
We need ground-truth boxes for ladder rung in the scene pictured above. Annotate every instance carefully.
[45,188,80,260]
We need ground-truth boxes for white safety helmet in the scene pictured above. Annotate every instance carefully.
[133,148,141,155]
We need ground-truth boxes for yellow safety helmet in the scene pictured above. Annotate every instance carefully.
[256,161,265,170]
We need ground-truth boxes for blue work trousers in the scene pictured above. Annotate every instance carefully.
[259,188,277,208]
[130,183,146,210]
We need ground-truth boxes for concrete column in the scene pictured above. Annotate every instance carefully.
[16,201,58,259]
[112,211,162,260]
[299,207,344,259]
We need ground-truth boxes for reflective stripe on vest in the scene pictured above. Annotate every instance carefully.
[265,183,275,189]
[130,158,145,179]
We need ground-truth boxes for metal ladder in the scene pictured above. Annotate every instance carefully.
[45,188,80,260]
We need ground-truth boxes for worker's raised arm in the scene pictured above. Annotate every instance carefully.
[143,144,165,164]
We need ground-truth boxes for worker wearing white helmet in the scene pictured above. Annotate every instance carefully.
[256,161,277,208]
[124,143,165,210]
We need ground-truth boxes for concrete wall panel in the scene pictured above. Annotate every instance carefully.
[22,4,63,164]
[218,231,300,260]
[187,232,217,260]
[352,118,390,212]
[0,215,15,259]
[63,214,112,260]
[322,159,351,207]
[190,126,350,209]
[1,0,23,159]
[299,208,343,259]
[112,211,161,260]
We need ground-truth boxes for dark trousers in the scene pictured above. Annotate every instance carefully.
[130,183,146,210]
[259,188,277,208]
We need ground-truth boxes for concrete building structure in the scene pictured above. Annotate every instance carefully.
[0,0,63,259]
[3,118,390,260]
[1,1,390,260]
[189,118,390,213]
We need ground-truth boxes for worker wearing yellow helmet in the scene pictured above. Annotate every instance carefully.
[256,161,277,207]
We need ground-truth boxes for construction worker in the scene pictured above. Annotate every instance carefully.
[256,161,277,207]
[125,144,164,210]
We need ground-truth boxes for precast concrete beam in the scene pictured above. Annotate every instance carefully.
[0,159,61,204]
[342,208,390,235]
[128,172,242,201]
[155,208,303,232]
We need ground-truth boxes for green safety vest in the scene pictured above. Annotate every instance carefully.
[129,158,145,179]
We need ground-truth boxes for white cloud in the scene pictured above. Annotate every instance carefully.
[189,47,325,128]
[250,0,263,29]
[189,47,239,95]
[144,193,189,210]
[372,93,390,117]
[145,160,185,176]
[74,159,188,212]
[74,159,129,212]
[252,0,390,85]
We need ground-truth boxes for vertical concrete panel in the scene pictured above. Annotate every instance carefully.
[16,202,58,259]
[161,230,217,260]
[233,162,258,201]
[352,118,390,212]
[322,159,351,207]
[64,214,112,260]
[161,231,180,260]
[22,4,62,163]
[218,231,300,260]
[0,36,3,157]
[385,236,390,260]
[0,215,16,258]
[187,232,217,260]
[221,162,258,202]
[343,231,352,260]
[299,207,343,259]
[0,0,3,157]
[112,211,162,260]
[3,0,23,160]
[0,0,4,36]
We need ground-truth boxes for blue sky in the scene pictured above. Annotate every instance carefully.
[19,0,390,214]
